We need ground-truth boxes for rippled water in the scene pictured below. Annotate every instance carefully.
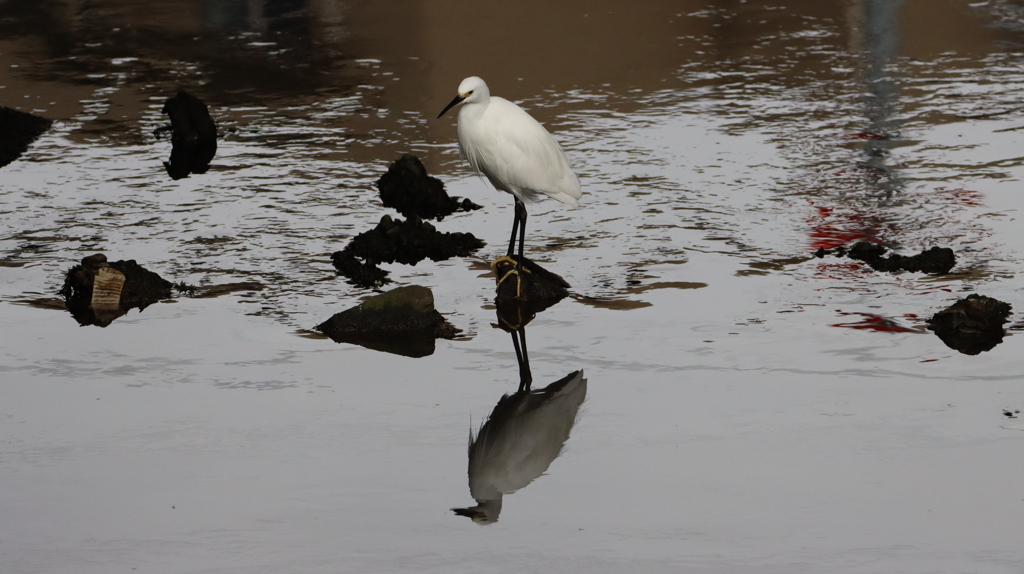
[3,1,1024,572]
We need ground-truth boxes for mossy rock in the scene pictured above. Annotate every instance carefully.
[316,285,460,357]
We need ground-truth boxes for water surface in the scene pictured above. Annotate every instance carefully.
[2,1,1024,572]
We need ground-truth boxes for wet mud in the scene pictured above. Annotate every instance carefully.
[927,294,1012,355]
[814,242,956,275]
[315,285,460,357]
[0,107,53,169]
[377,154,481,221]
[331,215,484,287]
[156,91,217,180]
[59,254,173,327]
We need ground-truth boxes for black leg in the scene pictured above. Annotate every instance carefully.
[512,327,532,392]
[506,198,521,257]
[515,198,527,262]
[495,198,528,299]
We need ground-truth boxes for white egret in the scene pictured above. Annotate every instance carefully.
[437,76,582,295]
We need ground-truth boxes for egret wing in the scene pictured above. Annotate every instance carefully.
[463,97,581,206]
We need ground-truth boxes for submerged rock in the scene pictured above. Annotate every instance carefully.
[192,281,264,298]
[158,91,217,180]
[331,215,484,287]
[927,294,1012,355]
[493,256,570,317]
[376,154,481,221]
[59,254,173,326]
[0,107,53,169]
[316,285,460,357]
[814,241,955,274]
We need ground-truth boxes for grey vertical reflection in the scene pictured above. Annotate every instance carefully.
[860,0,905,199]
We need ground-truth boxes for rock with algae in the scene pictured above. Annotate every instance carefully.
[316,285,460,357]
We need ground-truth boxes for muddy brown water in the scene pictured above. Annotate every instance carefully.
[3,1,1024,572]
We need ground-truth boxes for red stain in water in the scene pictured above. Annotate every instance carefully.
[804,199,884,251]
[936,187,983,208]
[830,310,920,333]
[843,132,889,140]
[808,225,877,250]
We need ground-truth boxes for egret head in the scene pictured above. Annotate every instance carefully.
[437,76,490,118]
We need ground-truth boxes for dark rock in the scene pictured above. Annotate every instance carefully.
[376,154,481,220]
[159,91,217,180]
[331,215,484,287]
[493,256,570,316]
[927,294,1012,355]
[59,254,174,327]
[0,107,53,169]
[316,285,460,357]
[331,251,392,287]
[814,241,955,274]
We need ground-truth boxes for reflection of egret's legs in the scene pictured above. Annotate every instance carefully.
[511,328,532,392]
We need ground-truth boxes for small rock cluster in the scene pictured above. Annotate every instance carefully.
[814,241,956,275]
[815,240,1015,355]
[331,155,485,287]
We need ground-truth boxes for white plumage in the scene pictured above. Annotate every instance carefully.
[438,77,582,290]
[449,77,581,207]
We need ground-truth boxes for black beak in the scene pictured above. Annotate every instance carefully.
[437,95,466,119]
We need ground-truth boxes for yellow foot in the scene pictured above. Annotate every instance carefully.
[490,255,518,270]
[496,268,522,298]
[491,256,529,298]
[490,256,532,274]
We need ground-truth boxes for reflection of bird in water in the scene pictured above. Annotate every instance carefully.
[453,369,587,524]
[437,76,582,297]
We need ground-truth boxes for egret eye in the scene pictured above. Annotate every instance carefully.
[467,90,474,95]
